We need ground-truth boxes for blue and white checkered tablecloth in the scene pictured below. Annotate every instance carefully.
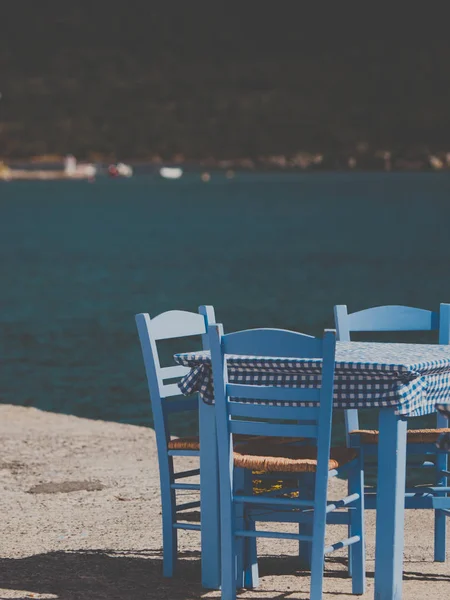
[174,342,450,417]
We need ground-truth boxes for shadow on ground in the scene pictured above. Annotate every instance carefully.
[0,551,349,600]
[0,551,448,600]
[0,549,201,600]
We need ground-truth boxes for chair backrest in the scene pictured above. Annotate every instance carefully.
[334,303,450,440]
[208,324,337,482]
[135,306,215,455]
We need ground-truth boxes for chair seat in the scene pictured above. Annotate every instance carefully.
[233,439,357,473]
[350,428,450,444]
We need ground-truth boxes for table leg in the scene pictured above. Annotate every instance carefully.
[199,400,221,589]
[435,411,448,561]
[374,408,407,600]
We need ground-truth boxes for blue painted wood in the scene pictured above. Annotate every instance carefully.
[298,472,314,569]
[234,494,314,507]
[432,497,450,509]
[309,330,336,600]
[173,523,201,531]
[230,420,318,438]
[135,306,218,586]
[251,509,350,525]
[335,302,450,565]
[333,305,359,442]
[198,304,222,589]
[374,409,407,600]
[233,469,259,590]
[436,411,449,429]
[198,398,221,588]
[209,323,236,600]
[367,493,450,510]
[226,383,321,402]
[229,402,319,420]
[324,536,360,554]
[439,303,450,345]
[209,325,365,599]
[149,309,211,341]
[348,450,365,594]
[136,312,177,577]
[325,492,360,512]
[199,304,215,350]
[243,468,258,589]
[233,467,245,589]
[339,304,439,332]
[435,449,448,562]
[437,305,450,443]
[222,327,323,358]
[171,482,200,491]
[235,530,312,541]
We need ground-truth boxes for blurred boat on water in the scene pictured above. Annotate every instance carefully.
[0,155,97,181]
[159,166,183,179]
[64,155,97,179]
[108,162,133,178]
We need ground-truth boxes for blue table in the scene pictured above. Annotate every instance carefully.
[175,342,450,600]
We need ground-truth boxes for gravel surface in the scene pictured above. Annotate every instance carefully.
[0,404,448,599]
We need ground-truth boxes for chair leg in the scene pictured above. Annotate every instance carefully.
[434,452,448,562]
[218,453,238,600]
[234,468,246,589]
[435,510,447,562]
[348,455,366,595]
[160,460,178,577]
[298,472,314,569]
[310,532,326,599]
[347,486,352,578]
[199,402,221,588]
[220,495,237,600]
[243,469,259,589]
[310,478,327,600]
[374,410,407,600]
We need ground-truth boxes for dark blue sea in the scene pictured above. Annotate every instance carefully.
[2,172,450,440]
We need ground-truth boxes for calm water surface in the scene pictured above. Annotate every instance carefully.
[1,172,450,439]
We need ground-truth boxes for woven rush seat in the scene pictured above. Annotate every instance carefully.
[350,428,450,444]
[168,436,200,450]
[233,439,357,473]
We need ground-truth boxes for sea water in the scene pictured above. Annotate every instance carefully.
[1,172,450,440]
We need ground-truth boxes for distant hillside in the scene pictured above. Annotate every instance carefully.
[1,5,449,164]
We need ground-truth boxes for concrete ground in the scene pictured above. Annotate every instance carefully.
[0,404,448,599]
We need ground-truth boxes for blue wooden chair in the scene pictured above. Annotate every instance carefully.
[209,325,365,600]
[135,306,218,584]
[334,303,450,562]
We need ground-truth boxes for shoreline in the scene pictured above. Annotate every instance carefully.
[0,403,448,598]
[2,150,450,175]
[3,163,450,183]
